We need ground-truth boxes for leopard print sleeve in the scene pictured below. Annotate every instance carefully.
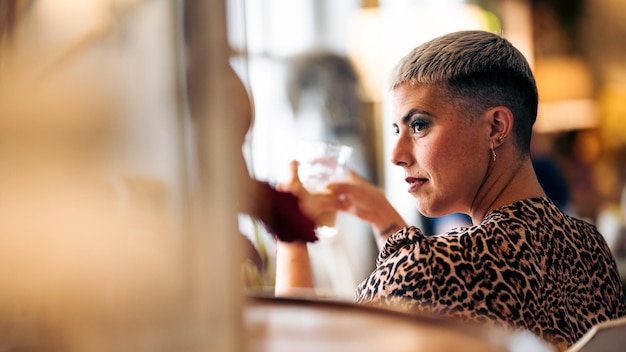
[356,226,432,308]
[377,226,425,267]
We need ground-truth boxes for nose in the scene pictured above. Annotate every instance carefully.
[390,134,413,167]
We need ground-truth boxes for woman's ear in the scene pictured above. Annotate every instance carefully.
[487,106,513,147]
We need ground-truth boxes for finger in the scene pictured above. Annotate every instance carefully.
[277,160,308,197]
[326,182,351,195]
[287,160,300,183]
[309,193,343,213]
[328,194,344,208]
[323,185,352,210]
[337,194,350,210]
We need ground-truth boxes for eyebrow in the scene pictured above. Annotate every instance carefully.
[399,108,433,125]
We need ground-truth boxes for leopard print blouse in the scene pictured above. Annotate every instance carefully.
[356,197,626,351]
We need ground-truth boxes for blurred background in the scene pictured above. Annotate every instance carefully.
[1,0,626,351]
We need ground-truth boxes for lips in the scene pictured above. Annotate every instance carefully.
[405,177,428,192]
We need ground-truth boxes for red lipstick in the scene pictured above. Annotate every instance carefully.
[405,177,427,192]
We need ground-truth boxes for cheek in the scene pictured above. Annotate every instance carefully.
[425,137,478,185]
[449,142,487,188]
[423,137,461,170]
[413,139,436,172]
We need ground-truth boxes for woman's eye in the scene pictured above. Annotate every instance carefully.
[392,125,399,136]
[410,118,428,134]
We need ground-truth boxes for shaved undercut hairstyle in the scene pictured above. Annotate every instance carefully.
[390,30,538,157]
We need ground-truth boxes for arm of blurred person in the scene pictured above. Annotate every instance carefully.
[329,171,407,249]
[273,161,343,297]
[274,240,315,296]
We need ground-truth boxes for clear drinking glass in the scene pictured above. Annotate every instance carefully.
[296,141,353,239]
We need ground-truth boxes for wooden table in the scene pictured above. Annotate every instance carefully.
[245,294,513,352]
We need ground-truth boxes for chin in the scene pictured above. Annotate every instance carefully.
[415,203,434,218]
[416,203,447,219]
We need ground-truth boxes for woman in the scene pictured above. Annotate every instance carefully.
[275,30,626,351]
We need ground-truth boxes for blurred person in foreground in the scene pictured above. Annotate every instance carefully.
[274,30,626,351]
[0,2,187,350]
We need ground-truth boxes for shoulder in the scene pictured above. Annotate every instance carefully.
[486,197,561,225]
[377,224,489,267]
[489,196,604,246]
[374,226,424,268]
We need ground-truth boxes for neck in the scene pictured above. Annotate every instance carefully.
[469,153,546,225]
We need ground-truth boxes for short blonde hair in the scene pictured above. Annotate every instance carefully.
[390,30,538,157]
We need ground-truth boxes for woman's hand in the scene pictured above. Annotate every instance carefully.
[328,171,406,248]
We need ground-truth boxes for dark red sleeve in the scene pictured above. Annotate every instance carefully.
[252,181,318,243]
